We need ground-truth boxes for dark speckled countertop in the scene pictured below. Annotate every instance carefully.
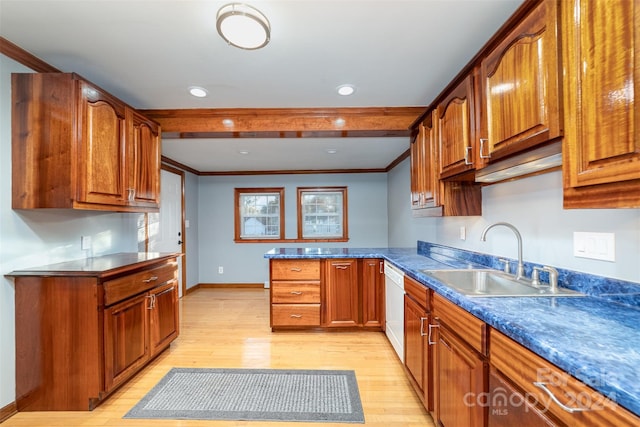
[265,241,640,417]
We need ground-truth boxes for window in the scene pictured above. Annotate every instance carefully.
[297,187,348,241]
[235,188,284,241]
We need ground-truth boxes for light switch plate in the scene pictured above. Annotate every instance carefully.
[573,232,615,262]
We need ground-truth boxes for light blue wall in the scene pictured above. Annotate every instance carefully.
[387,158,640,283]
[0,55,143,408]
[196,173,389,285]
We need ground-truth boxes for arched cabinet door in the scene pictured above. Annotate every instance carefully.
[562,0,640,208]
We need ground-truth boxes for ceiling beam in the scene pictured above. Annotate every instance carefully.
[140,107,425,138]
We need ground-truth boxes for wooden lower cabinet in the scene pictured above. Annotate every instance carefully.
[9,254,179,411]
[490,328,640,427]
[269,258,384,330]
[404,275,432,410]
[488,367,559,427]
[323,258,384,329]
[361,258,385,328]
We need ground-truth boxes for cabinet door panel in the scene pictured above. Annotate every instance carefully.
[481,0,561,160]
[131,111,161,207]
[149,281,179,356]
[435,325,486,427]
[77,82,128,206]
[103,293,149,391]
[361,259,384,328]
[404,294,425,392]
[562,0,640,207]
[324,259,359,327]
[438,75,475,179]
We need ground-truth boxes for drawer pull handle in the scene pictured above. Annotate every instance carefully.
[290,291,303,295]
[533,382,591,413]
[335,265,349,270]
[290,267,302,272]
[143,276,158,283]
[290,314,303,318]
[428,323,439,345]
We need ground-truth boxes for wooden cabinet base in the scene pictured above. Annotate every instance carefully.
[9,254,179,411]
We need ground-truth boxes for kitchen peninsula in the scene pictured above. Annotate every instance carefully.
[265,242,640,425]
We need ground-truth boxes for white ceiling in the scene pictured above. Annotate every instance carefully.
[0,0,524,173]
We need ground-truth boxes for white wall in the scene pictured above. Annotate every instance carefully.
[388,158,640,283]
[197,173,389,285]
[0,55,143,408]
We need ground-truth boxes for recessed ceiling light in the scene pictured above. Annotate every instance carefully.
[189,86,208,97]
[337,84,355,96]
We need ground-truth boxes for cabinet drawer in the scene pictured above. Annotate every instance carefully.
[272,304,321,326]
[405,275,430,310]
[271,260,320,280]
[490,328,640,427]
[433,293,486,355]
[104,262,177,306]
[271,281,320,303]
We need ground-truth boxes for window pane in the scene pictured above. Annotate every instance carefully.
[299,189,345,239]
[239,191,281,239]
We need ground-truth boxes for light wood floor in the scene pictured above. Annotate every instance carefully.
[4,288,434,427]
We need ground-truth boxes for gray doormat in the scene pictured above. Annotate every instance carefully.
[124,367,364,423]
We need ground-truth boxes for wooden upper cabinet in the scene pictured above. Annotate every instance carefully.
[436,74,476,180]
[562,0,640,208]
[479,0,562,162]
[410,112,440,211]
[11,73,160,212]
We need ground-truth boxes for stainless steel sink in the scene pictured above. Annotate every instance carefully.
[421,269,585,297]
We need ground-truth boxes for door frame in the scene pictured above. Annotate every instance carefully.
[146,164,186,297]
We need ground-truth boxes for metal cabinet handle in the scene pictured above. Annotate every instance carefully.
[479,138,491,159]
[533,382,591,413]
[420,317,428,336]
[146,294,156,309]
[290,291,303,295]
[379,261,384,274]
[290,267,302,272]
[143,276,158,283]
[290,314,302,318]
[428,323,439,345]
[127,188,136,201]
[464,146,473,165]
[335,265,349,270]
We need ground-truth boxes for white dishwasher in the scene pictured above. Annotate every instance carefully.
[384,261,405,362]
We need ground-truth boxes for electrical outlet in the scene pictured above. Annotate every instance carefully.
[573,232,615,262]
[218,266,224,274]
[81,235,92,250]
[459,226,466,241]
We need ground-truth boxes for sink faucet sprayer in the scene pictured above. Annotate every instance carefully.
[480,222,525,280]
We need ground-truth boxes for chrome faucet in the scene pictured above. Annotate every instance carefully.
[480,222,525,280]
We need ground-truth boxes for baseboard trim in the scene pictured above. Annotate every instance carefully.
[0,401,17,423]
[186,283,265,294]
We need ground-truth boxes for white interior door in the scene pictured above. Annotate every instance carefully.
[149,168,184,297]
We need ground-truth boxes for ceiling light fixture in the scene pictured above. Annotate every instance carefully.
[222,118,234,127]
[189,86,208,97]
[216,3,271,50]
[337,84,355,96]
